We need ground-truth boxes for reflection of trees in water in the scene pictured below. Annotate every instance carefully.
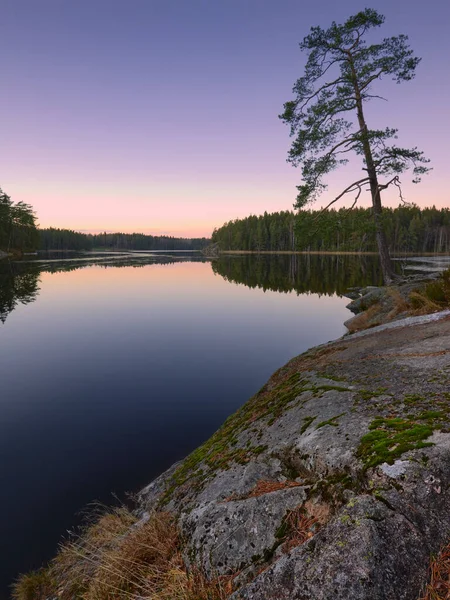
[0,264,41,324]
[32,255,205,273]
[0,253,387,324]
[0,255,205,323]
[212,254,388,296]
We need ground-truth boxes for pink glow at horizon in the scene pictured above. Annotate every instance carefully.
[1,0,449,238]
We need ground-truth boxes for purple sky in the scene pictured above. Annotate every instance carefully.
[1,0,448,237]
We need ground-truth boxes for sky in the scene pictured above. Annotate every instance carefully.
[0,0,449,237]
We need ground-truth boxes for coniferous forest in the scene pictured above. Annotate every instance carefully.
[211,206,450,254]
[38,228,210,252]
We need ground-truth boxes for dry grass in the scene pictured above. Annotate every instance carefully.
[11,568,54,600]
[386,288,410,320]
[13,508,232,600]
[409,291,443,315]
[346,303,382,333]
[419,544,450,599]
[50,506,139,599]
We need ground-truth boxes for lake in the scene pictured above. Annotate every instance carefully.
[0,252,390,596]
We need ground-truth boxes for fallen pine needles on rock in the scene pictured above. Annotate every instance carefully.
[419,543,450,600]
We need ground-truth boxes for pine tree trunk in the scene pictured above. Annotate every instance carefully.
[348,53,396,285]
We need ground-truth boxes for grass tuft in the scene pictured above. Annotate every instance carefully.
[13,508,232,600]
[11,568,54,600]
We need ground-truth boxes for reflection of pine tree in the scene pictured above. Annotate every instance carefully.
[0,266,40,325]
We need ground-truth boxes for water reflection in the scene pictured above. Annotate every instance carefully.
[0,253,401,325]
[0,252,415,326]
[0,254,202,324]
[212,254,387,296]
[0,264,40,324]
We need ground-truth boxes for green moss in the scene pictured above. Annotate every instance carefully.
[357,417,434,468]
[356,388,388,402]
[416,410,446,421]
[301,415,316,434]
[311,385,351,395]
[316,372,347,382]
[316,412,345,429]
[404,393,426,405]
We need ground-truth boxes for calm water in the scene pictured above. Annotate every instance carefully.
[0,252,386,596]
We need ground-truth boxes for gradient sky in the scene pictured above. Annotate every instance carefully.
[1,0,449,237]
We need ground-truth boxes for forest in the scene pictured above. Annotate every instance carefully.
[211,205,450,254]
[0,189,39,253]
[39,228,210,251]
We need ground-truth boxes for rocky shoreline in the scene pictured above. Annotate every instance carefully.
[135,306,450,599]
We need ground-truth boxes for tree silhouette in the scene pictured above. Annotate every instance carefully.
[280,8,430,284]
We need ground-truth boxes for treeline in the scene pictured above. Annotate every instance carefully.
[0,189,39,253]
[212,206,450,253]
[39,228,210,252]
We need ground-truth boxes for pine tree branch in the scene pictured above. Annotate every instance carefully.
[297,76,348,112]
[318,177,370,213]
